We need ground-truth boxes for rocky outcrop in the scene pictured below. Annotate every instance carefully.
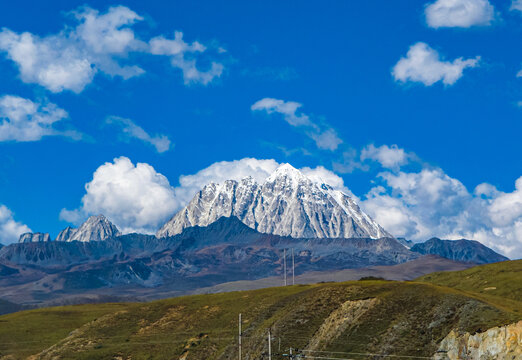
[18,232,51,243]
[157,163,391,239]
[55,226,78,242]
[63,215,120,242]
[435,321,522,359]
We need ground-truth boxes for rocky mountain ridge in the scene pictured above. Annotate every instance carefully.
[411,237,509,264]
[18,232,51,243]
[0,216,419,305]
[20,215,121,244]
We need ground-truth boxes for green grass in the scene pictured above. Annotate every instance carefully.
[0,261,521,359]
[416,259,522,314]
[0,303,131,359]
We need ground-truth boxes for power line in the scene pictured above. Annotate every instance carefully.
[301,350,432,359]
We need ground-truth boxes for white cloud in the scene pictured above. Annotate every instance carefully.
[425,0,495,28]
[251,98,313,127]
[251,98,342,151]
[361,168,522,259]
[512,0,522,11]
[393,42,479,86]
[60,156,179,234]
[333,148,369,174]
[308,129,343,151]
[360,144,412,170]
[0,6,144,93]
[487,178,522,227]
[0,95,79,142]
[62,157,350,234]
[149,31,224,85]
[106,116,172,153]
[0,204,31,245]
[0,6,224,92]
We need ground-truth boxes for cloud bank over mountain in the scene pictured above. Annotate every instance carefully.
[57,155,522,258]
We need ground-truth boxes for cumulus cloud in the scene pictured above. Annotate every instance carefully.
[425,0,495,28]
[251,98,342,151]
[361,168,522,259]
[0,6,144,93]
[106,116,172,153]
[0,6,224,92]
[392,42,480,86]
[149,31,224,85]
[60,156,178,234]
[0,204,31,245]
[0,95,79,142]
[360,144,413,170]
[62,157,350,234]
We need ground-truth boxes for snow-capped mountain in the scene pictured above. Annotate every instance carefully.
[18,232,51,243]
[157,163,392,239]
[56,215,121,242]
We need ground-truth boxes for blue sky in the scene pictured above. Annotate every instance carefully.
[0,0,521,257]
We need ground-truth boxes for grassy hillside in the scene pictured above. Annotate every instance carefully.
[0,279,520,360]
[417,259,522,313]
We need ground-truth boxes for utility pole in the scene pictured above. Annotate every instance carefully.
[292,248,295,285]
[283,248,287,286]
[268,329,272,360]
[238,313,242,360]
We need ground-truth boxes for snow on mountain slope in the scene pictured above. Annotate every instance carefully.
[157,164,392,239]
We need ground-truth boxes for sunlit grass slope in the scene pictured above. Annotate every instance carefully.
[0,277,520,360]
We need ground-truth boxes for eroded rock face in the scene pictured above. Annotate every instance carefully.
[157,164,391,240]
[18,232,50,243]
[435,321,522,360]
[55,226,78,242]
[306,298,379,351]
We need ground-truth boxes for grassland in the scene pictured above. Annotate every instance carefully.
[417,259,522,314]
[0,260,520,360]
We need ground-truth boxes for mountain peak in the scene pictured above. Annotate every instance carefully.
[268,163,303,178]
[266,163,309,188]
[274,163,300,174]
[157,164,391,240]
[57,214,121,242]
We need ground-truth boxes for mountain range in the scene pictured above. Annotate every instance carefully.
[0,164,509,306]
